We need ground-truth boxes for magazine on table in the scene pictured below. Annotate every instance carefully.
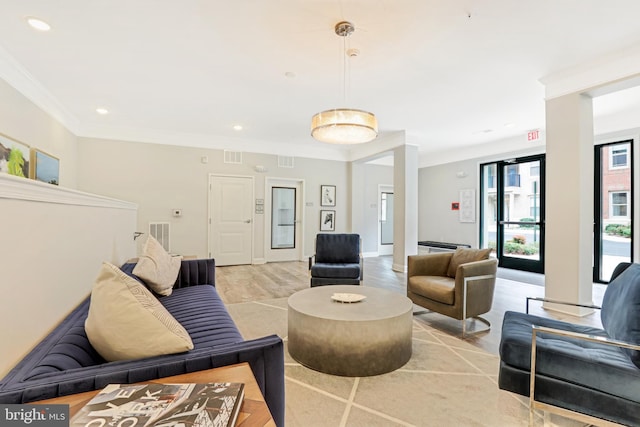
[70,382,245,427]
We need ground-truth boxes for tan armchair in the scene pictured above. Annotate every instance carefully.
[407,248,497,336]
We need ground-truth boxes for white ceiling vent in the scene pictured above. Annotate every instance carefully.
[149,222,170,253]
[224,150,242,164]
[278,155,294,168]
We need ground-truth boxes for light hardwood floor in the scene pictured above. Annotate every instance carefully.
[215,256,606,355]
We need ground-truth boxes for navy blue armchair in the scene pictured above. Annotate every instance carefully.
[498,262,640,426]
[309,233,363,287]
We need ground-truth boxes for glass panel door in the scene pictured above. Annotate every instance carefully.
[271,187,296,249]
[481,154,545,273]
[594,141,633,282]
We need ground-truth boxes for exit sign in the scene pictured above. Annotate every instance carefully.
[527,129,540,142]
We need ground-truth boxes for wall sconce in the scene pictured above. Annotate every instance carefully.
[456,171,468,178]
[254,165,268,173]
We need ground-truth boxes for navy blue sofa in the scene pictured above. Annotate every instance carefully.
[499,262,640,426]
[0,259,285,427]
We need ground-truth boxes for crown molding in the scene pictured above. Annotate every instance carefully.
[0,173,137,210]
[0,45,80,134]
[540,44,640,100]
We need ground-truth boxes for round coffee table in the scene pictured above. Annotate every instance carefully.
[287,285,413,376]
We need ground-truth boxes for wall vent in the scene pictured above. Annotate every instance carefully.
[224,150,243,164]
[149,222,170,252]
[278,155,294,168]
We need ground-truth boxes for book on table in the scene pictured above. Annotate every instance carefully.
[70,382,244,427]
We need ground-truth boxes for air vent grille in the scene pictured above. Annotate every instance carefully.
[149,222,170,252]
[224,150,242,164]
[278,156,294,168]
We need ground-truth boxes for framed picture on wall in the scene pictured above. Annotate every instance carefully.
[30,149,59,185]
[0,133,30,179]
[321,185,336,206]
[320,210,336,231]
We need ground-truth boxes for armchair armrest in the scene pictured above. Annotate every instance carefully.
[529,324,640,425]
[525,297,601,314]
[308,255,315,271]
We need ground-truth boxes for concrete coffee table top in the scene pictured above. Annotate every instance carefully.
[287,285,413,376]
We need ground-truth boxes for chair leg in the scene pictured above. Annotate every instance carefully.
[461,316,490,337]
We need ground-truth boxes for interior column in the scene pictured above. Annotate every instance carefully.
[392,144,418,272]
[544,92,595,314]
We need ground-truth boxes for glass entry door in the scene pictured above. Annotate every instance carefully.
[481,154,545,273]
[271,187,296,249]
[594,141,633,282]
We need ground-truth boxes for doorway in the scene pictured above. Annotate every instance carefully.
[378,185,394,255]
[208,175,254,266]
[594,140,633,283]
[480,154,545,273]
[265,178,304,262]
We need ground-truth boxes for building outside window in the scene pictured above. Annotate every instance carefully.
[610,145,629,169]
[610,191,629,218]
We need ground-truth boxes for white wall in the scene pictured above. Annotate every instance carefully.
[351,163,394,254]
[77,137,351,260]
[0,78,78,188]
[0,175,136,376]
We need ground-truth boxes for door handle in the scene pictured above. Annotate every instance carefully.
[244,219,251,224]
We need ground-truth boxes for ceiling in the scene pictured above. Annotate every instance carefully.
[1,1,640,164]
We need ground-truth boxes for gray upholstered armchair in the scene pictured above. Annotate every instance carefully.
[407,248,497,335]
[499,262,640,426]
[309,233,363,287]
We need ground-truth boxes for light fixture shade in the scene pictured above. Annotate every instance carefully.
[311,108,378,144]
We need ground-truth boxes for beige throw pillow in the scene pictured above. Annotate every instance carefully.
[447,247,492,278]
[85,262,194,362]
[133,235,182,296]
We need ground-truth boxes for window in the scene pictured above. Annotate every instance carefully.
[610,191,629,218]
[610,145,629,169]
[505,165,520,187]
[529,196,540,217]
[530,165,540,176]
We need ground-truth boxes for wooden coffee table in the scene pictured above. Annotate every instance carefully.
[35,362,275,426]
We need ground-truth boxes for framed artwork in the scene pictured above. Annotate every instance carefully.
[31,149,60,185]
[321,185,336,206]
[320,210,336,231]
[0,133,30,178]
[459,189,475,223]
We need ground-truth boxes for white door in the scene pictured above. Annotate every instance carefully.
[266,178,304,262]
[378,185,394,255]
[209,175,254,266]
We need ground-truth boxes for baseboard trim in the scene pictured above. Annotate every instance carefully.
[252,258,266,265]
[392,263,407,273]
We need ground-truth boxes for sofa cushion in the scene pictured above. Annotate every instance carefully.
[85,262,193,362]
[160,285,243,348]
[601,263,640,368]
[408,276,454,305]
[133,235,182,296]
[311,263,360,279]
[447,247,491,278]
[500,311,640,403]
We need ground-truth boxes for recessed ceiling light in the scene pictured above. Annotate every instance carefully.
[26,17,51,32]
[504,122,516,128]
[284,71,296,79]
[96,108,109,115]
[233,125,243,131]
